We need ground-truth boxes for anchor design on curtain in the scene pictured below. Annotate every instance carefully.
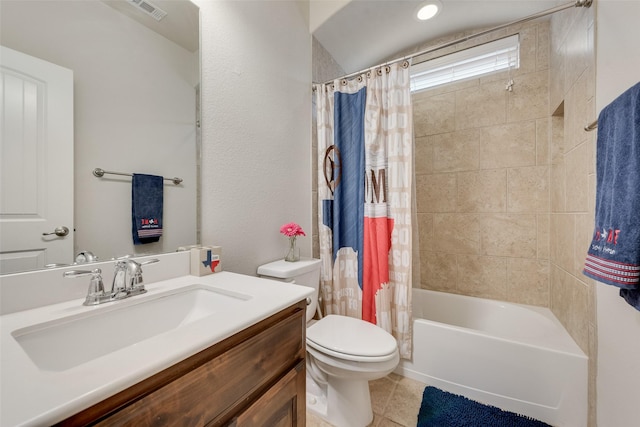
[316,62,414,359]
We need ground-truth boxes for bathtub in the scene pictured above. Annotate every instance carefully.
[395,289,587,427]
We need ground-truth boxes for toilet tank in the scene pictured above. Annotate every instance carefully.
[257,258,321,323]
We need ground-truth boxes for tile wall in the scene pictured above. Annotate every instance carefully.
[549,4,596,426]
[412,20,552,306]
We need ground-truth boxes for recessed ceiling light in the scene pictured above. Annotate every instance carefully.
[416,1,442,21]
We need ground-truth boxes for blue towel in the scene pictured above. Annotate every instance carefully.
[583,82,640,309]
[131,173,163,245]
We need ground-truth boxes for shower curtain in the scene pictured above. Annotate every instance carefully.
[315,61,413,358]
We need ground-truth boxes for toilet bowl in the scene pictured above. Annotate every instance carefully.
[257,258,400,427]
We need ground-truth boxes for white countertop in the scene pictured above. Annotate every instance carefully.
[0,272,313,426]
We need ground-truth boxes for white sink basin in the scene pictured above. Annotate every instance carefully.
[11,285,251,372]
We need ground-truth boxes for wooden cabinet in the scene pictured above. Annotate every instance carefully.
[56,300,307,427]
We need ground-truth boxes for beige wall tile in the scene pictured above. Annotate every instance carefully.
[457,169,507,212]
[551,162,566,212]
[481,214,537,258]
[575,213,594,277]
[480,121,537,169]
[549,37,566,112]
[515,25,538,74]
[568,276,590,353]
[431,129,481,172]
[433,214,481,254]
[413,92,456,137]
[416,173,456,213]
[508,166,550,213]
[536,118,550,165]
[457,255,507,299]
[412,20,552,309]
[565,141,589,212]
[564,86,577,151]
[552,213,576,273]
[537,21,550,71]
[507,70,550,122]
[538,214,550,259]
[413,77,478,98]
[455,80,507,130]
[574,72,592,148]
[564,8,591,91]
[507,258,550,306]
[550,264,572,326]
[414,136,433,175]
[422,251,457,292]
[587,100,596,175]
[588,173,596,214]
[417,213,434,252]
[551,114,565,165]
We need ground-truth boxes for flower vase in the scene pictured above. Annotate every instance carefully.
[285,236,300,262]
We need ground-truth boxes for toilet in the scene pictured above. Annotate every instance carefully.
[257,258,399,427]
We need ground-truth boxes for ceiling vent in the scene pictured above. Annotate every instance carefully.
[127,0,167,21]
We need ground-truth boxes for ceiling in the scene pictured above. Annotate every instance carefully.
[313,0,561,76]
[101,0,199,52]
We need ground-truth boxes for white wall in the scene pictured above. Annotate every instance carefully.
[0,1,198,262]
[595,1,640,425]
[195,0,313,275]
[309,0,351,33]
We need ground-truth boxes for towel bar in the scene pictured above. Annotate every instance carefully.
[584,120,598,132]
[93,168,183,185]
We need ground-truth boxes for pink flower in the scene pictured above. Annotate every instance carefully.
[280,222,306,237]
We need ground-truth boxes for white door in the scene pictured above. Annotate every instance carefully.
[0,46,74,274]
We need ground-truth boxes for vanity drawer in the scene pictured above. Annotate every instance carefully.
[229,360,305,427]
[59,301,306,426]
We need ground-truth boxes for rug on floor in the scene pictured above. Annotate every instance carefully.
[417,386,552,427]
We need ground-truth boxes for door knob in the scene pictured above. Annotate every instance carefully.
[42,226,70,237]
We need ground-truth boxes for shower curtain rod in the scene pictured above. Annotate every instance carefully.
[316,0,592,86]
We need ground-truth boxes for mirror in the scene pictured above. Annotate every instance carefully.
[0,0,200,273]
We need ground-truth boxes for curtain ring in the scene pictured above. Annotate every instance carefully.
[341,79,347,86]
[366,71,371,79]
[385,65,391,74]
[377,68,383,76]
[357,75,363,83]
[402,60,410,69]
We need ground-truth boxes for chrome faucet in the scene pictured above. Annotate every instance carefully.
[64,258,158,306]
[111,258,158,297]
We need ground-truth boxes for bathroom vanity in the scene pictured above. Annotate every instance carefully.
[59,300,307,426]
[0,257,313,426]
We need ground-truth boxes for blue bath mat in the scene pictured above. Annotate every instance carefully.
[417,386,552,427]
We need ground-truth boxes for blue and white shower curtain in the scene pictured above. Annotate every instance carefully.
[315,61,413,358]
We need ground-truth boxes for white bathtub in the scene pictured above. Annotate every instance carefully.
[395,289,587,427]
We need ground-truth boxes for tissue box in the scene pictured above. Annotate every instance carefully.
[190,246,222,276]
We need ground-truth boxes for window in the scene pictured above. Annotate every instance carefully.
[410,34,519,93]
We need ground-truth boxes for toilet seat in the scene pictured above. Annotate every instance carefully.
[307,315,398,362]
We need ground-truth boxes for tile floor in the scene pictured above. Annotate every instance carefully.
[306,373,427,427]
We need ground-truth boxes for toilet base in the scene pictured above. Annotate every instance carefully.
[306,372,373,427]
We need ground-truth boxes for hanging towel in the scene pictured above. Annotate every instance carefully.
[131,173,163,245]
[583,82,640,304]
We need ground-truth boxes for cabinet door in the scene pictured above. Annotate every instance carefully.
[230,361,305,427]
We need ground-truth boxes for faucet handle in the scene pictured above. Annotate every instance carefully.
[129,258,159,292]
[64,269,106,306]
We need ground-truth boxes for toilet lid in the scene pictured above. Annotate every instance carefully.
[306,315,398,358]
